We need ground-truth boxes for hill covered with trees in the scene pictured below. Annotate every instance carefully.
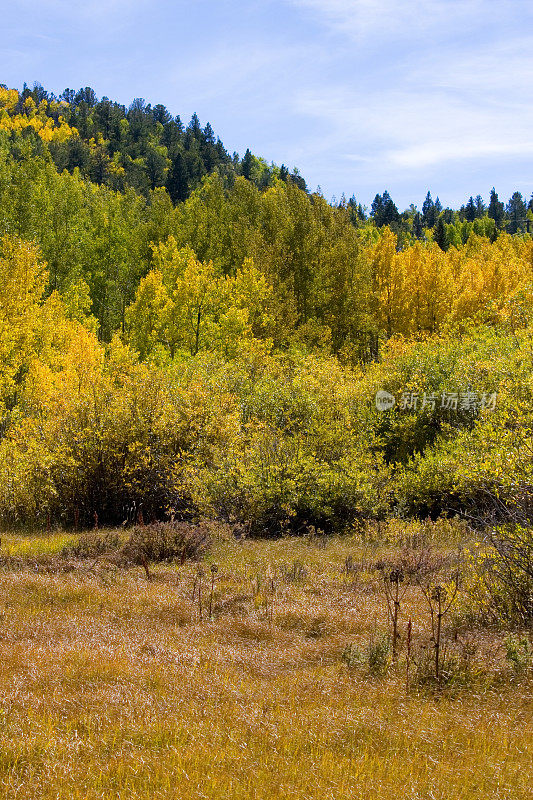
[1,81,533,537]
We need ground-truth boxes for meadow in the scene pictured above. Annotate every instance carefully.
[0,522,531,800]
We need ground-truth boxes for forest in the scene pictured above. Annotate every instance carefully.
[0,79,532,799]
[1,81,532,537]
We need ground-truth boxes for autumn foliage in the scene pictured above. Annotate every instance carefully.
[1,83,533,536]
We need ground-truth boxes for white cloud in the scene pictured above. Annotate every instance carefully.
[286,1,533,197]
[289,0,489,42]
[169,41,319,104]
[296,78,533,176]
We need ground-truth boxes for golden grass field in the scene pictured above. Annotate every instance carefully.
[0,529,531,799]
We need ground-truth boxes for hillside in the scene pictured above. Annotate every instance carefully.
[0,76,532,800]
[0,81,533,536]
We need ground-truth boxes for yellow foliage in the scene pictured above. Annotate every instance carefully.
[0,86,77,142]
[127,239,275,358]
[366,229,533,339]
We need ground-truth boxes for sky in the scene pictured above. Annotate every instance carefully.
[1,0,533,209]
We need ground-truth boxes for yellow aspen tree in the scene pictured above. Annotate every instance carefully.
[370,228,408,338]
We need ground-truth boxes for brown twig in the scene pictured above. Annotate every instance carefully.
[209,564,218,619]
[406,617,412,691]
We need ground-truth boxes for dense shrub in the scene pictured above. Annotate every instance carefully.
[63,530,120,559]
[122,521,211,564]
[471,526,533,626]
[62,521,210,565]
[1,221,533,535]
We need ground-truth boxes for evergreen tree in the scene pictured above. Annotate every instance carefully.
[241,148,254,181]
[145,146,168,189]
[279,164,289,182]
[166,152,189,203]
[60,88,76,105]
[464,196,477,222]
[152,104,172,126]
[187,113,202,139]
[347,196,366,226]
[94,98,114,139]
[75,87,97,107]
[215,138,227,162]
[128,98,149,143]
[381,191,400,226]
[488,188,505,228]
[412,212,424,239]
[371,192,400,228]
[290,168,307,192]
[434,216,448,251]
[507,191,527,234]
[422,192,436,228]
[371,194,384,226]
[201,122,218,172]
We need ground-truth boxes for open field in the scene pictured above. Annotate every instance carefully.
[0,529,531,800]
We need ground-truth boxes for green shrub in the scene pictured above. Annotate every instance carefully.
[342,633,391,677]
[367,633,392,676]
[504,635,533,673]
[342,643,363,670]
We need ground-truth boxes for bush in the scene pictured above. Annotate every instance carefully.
[122,521,210,565]
[342,633,391,677]
[367,633,392,676]
[473,525,533,626]
[504,634,533,674]
[62,522,210,566]
[62,530,120,559]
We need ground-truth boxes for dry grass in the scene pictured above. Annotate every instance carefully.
[0,530,530,799]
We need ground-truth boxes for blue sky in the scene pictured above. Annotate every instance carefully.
[2,0,533,209]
